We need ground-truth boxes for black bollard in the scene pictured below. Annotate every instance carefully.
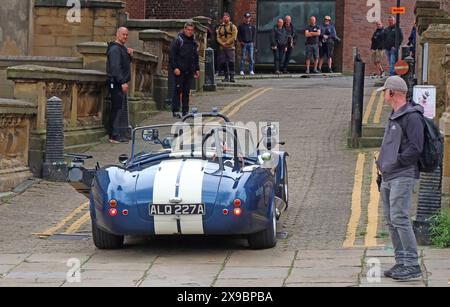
[204,48,217,91]
[42,96,68,182]
[350,54,365,148]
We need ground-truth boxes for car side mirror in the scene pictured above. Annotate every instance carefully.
[119,154,129,165]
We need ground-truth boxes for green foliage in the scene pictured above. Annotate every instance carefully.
[429,209,450,248]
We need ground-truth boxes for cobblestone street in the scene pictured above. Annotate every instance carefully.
[0,77,449,287]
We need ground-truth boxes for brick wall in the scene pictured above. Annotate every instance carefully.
[146,0,222,20]
[139,0,418,74]
[341,0,416,74]
[125,0,146,19]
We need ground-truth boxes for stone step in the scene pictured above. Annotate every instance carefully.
[347,136,382,148]
[65,142,102,153]
[130,110,159,127]
[128,98,158,113]
[362,125,385,138]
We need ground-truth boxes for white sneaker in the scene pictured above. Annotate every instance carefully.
[240,71,245,76]
[250,71,255,75]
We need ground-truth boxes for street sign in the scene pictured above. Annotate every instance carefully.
[394,60,409,75]
[391,7,406,14]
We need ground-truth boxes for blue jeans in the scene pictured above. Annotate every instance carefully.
[381,177,419,267]
[240,43,254,72]
[385,48,396,76]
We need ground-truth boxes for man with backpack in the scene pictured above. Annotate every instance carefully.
[376,76,430,281]
[169,22,200,118]
[217,12,238,83]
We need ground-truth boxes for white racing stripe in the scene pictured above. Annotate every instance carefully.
[152,160,183,235]
[178,160,207,234]
[152,159,206,235]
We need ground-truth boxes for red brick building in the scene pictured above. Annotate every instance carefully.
[125,0,419,74]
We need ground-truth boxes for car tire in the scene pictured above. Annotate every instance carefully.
[247,206,277,249]
[92,221,124,249]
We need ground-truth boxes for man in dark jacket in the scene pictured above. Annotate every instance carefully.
[238,12,256,76]
[376,76,424,281]
[384,16,403,76]
[271,18,288,74]
[282,15,297,74]
[371,21,385,77]
[169,22,200,118]
[106,27,133,143]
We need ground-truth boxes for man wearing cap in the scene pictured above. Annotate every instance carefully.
[304,16,321,74]
[376,76,424,281]
[318,16,339,73]
[238,12,256,76]
[217,13,238,82]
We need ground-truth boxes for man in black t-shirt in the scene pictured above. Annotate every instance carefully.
[304,16,321,74]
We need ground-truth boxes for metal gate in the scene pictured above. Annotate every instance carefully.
[256,0,336,67]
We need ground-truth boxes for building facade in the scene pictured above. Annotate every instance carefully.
[139,0,420,74]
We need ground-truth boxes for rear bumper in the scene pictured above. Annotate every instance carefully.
[93,204,271,236]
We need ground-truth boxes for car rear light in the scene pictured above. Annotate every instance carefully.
[109,199,117,208]
[109,208,118,217]
[223,209,229,215]
[233,199,241,207]
[233,208,242,217]
[122,209,129,216]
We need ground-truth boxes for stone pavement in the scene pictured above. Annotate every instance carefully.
[0,77,448,287]
[0,246,448,287]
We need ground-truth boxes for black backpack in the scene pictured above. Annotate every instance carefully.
[419,115,443,173]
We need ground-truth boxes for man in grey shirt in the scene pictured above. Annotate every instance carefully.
[376,76,424,281]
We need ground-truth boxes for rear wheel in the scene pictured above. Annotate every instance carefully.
[92,221,124,249]
[247,206,277,249]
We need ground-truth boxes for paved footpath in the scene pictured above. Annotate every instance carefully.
[0,77,448,287]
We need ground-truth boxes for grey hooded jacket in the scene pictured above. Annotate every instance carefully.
[377,102,424,182]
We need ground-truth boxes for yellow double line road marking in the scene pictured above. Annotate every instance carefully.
[365,152,380,247]
[34,202,89,238]
[343,153,365,248]
[362,89,385,125]
[206,87,272,122]
[343,151,382,248]
[64,212,91,234]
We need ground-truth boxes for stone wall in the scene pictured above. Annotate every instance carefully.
[0,0,32,56]
[33,0,126,57]
[0,99,36,192]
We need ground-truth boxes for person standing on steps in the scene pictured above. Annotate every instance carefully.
[371,21,386,78]
[106,27,133,144]
[283,15,297,74]
[318,16,338,73]
[271,18,288,74]
[304,16,321,74]
[238,12,256,76]
[169,22,200,118]
[217,13,238,83]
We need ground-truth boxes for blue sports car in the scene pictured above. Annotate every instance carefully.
[68,109,289,249]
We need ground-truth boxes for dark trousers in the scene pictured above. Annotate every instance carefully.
[172,72,193,114]
[220,48,236,79]
[109,84,125,139]
[283,46,294,71]
[273,45,286,72]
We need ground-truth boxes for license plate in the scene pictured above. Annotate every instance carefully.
[149,204,205,216]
